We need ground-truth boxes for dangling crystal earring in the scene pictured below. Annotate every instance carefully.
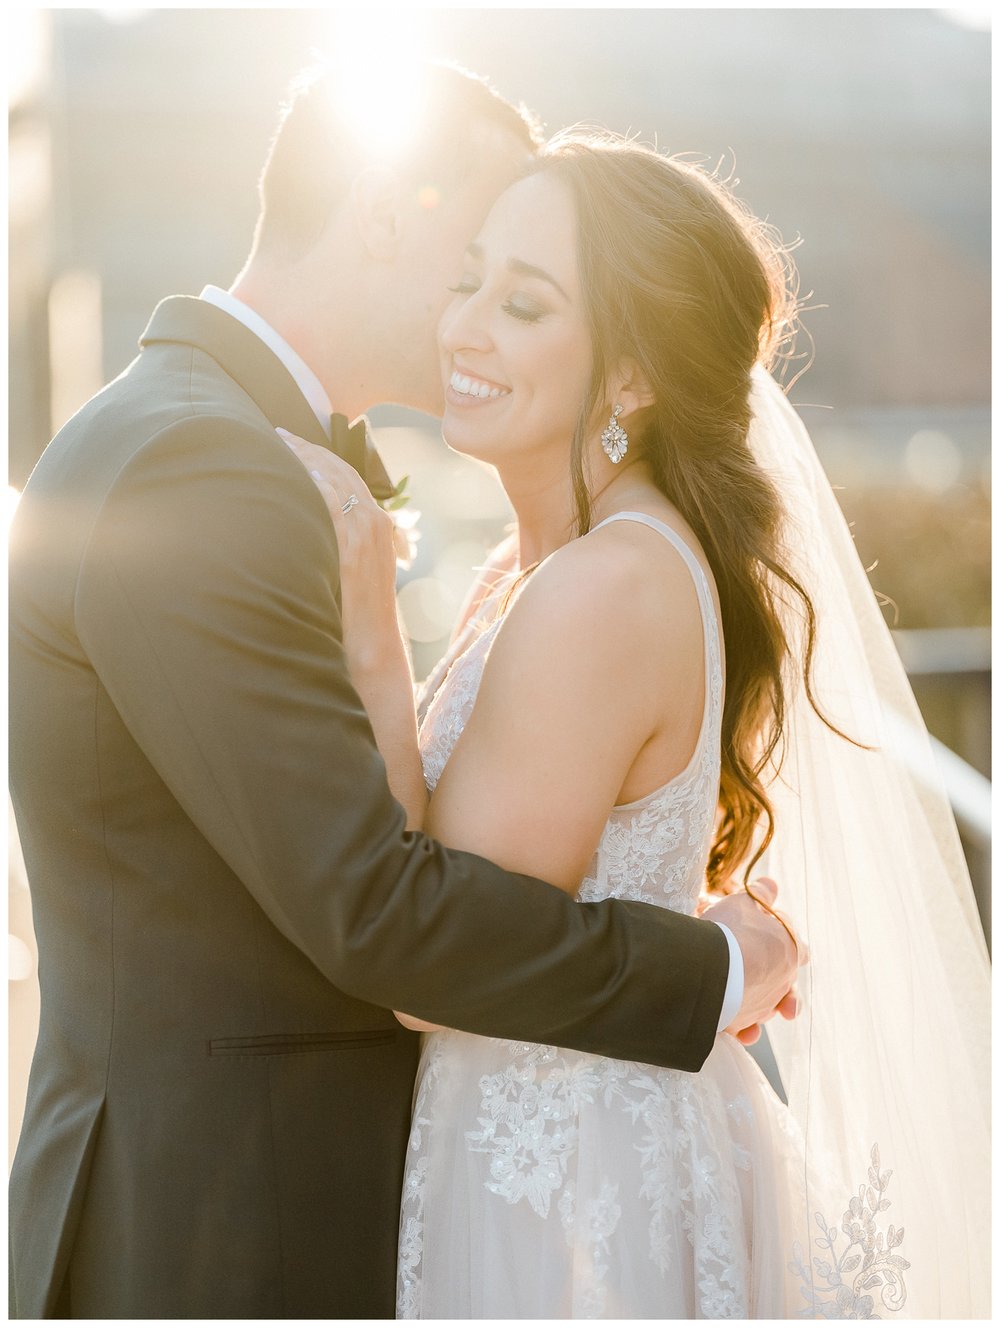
[601,404,628,464]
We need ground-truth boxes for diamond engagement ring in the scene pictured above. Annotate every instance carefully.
[341,494,359,515]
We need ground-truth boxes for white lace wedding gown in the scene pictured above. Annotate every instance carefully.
[397,513,809,1319]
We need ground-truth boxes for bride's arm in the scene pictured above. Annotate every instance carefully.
[346,608,427,833]
[279,432,427,831]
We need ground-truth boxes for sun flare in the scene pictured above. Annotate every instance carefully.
[320,9,430,164]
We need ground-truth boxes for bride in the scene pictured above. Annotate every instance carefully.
[285,131,989,1317]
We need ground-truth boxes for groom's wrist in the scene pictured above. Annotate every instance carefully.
[712,922,744,1032]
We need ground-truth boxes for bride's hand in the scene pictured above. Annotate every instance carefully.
[278,429,401,665]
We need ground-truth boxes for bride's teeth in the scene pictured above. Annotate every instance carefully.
[450,369,508,398]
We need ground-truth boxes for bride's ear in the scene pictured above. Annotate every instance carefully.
[350,168,403,261]
[609,359,655,421]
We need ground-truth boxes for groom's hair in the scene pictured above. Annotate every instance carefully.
[253,60,543,261]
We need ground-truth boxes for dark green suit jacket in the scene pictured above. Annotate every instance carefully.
[8,296,729,1318]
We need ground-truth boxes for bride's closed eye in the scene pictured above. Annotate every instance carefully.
[501,299,544,324]
[446,279,546,325]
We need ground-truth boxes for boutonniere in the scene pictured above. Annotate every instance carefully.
[380,475,422,571]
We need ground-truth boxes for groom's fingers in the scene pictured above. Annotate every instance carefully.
[734,1023,762,1046]
[774,987,798,1020]
[731,987,800,1046]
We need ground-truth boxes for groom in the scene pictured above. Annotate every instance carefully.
[9,62,800,1318]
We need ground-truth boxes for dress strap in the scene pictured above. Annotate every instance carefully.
[589,510,724,767]
[590,511,720,638]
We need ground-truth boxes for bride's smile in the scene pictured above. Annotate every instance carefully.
[445,367,511,401]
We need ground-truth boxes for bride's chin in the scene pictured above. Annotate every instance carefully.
[440,425,493,465]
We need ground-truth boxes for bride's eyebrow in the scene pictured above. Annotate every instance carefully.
[508,257,570,302]
[465,242,570,302]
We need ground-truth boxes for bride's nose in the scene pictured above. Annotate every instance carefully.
[438,295,492,356]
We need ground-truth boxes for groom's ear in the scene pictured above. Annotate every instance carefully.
[350,168,404,261]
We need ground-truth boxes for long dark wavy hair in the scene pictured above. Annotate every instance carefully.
[538,130,829,891]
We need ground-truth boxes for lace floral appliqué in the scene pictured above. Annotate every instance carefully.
[790,1144,909,1319]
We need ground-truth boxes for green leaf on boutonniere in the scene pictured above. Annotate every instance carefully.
[383,474,411,511]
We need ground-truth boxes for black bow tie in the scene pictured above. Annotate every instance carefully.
[328,413,394,502]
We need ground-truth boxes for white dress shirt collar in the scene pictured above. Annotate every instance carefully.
[199,285,332,438]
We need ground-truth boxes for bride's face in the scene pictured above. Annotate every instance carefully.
[437,172,593,471]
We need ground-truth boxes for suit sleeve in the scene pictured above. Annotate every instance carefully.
[74,417,729,1071]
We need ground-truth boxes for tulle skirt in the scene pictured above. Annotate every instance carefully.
[397,1029,811,1318]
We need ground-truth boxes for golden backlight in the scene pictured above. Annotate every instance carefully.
[321,8,430,166]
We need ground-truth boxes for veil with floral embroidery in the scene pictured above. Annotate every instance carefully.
[749,366,990,1318]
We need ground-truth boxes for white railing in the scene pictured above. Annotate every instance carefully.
[891,627,991,848]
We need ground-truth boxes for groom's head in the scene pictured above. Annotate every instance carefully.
[236,61,541,416]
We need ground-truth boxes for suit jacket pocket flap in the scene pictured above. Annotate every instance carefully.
[208,1029,397,1057]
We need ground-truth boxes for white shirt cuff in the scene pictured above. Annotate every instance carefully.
[713,922,744,1032]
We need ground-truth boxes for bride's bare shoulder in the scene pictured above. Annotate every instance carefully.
[535,511,709,616]
[495,518,706,670]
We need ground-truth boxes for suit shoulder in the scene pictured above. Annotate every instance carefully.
[33,342,277,497]
[117,342,276,450]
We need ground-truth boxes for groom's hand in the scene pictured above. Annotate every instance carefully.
[700,877,806,1045]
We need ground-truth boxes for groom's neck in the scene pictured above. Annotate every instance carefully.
[231,259,379,422]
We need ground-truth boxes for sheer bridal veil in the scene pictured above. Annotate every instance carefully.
[748,367,990,1318]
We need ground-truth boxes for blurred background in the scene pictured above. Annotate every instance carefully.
[8,7,990,1158]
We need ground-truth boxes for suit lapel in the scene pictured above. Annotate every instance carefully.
[140,296,331,450]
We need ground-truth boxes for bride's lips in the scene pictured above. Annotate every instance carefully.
[444,367,511,407]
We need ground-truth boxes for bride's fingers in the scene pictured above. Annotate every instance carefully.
[276,432,383,560]
[277,429,373,502]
